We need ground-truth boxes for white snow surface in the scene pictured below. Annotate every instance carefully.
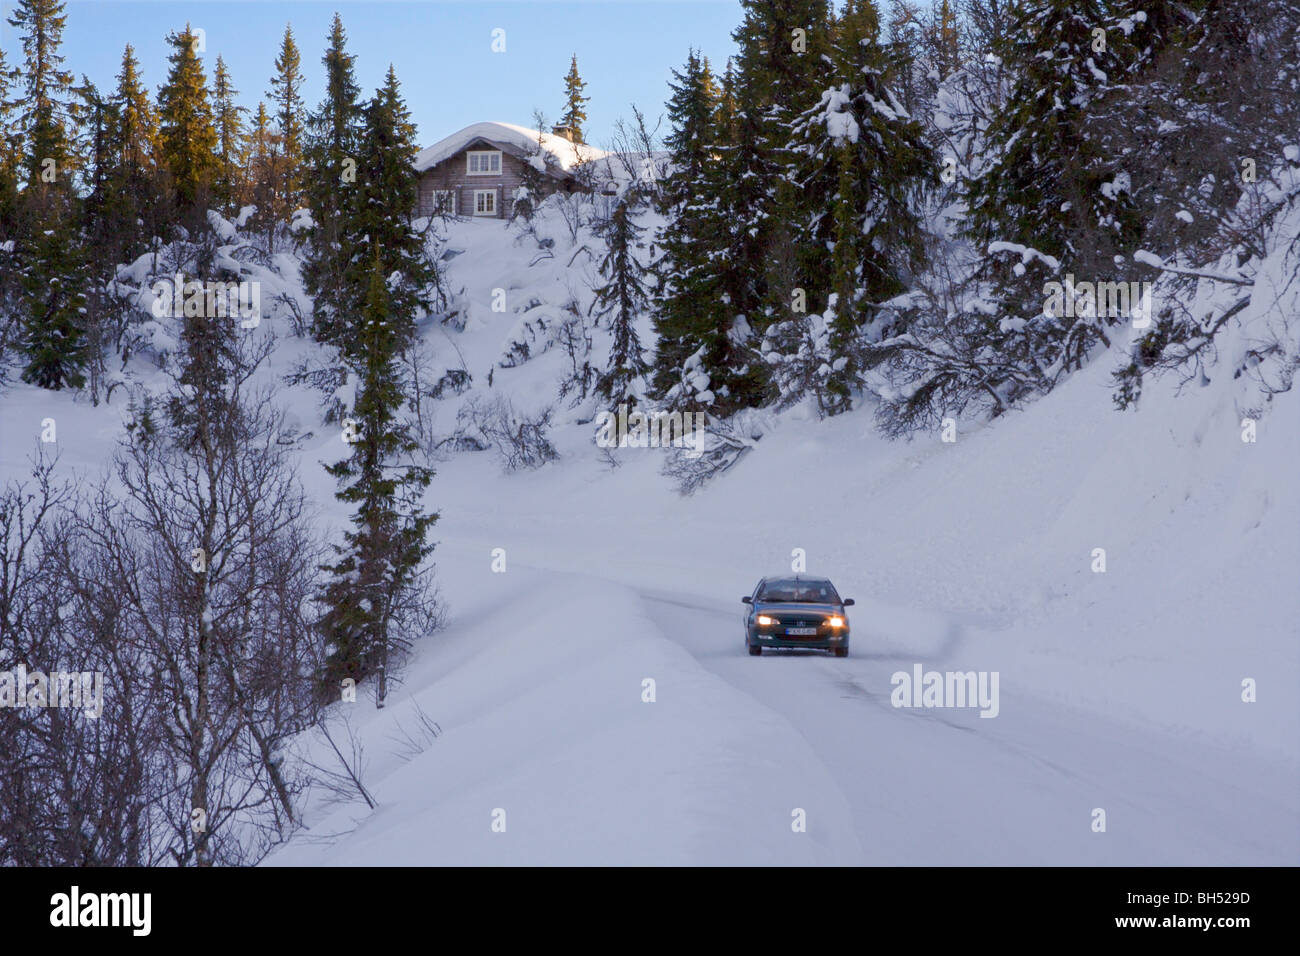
[2,193,1296,866]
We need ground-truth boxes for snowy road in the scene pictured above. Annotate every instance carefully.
[638,587,1299,865]
[259,324,1300,866]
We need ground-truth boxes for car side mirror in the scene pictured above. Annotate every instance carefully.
[742,596,752,604]
[842,598,855,606]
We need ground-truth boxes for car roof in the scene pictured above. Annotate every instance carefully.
[760,574,834,585]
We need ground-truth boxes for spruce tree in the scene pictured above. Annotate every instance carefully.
[777,0,933,414]
[243,102,273,228]
[75,78,140,402]
[963,0,1151,379]
[649,53,723,409]
[732,0,833,122]
[729,0,834,297]
[319,256,436,705]
[657,50,716,213]
[591,198,651,411]
[157,24,218,216]
[0,49,22,299]
[9,0,88,390]
[1109,0,1298,407]
[341,66,437,351]
[265,24,306,231]
[967,1,1138,277]
[7,0,76,188]
[303,13,364,346]
[165,279,239,453]
[113,45,158,173]
[106,45,161,258]
[650,73,772,416]
[651,0,837,418]
[318,67,439,704]
[558,54,589,142]
[704,88,775,413]
[650,49,716,386]
[715,58,739,132]
[927,0,961,81]
[18,203,88,390]
[211,56,247,218]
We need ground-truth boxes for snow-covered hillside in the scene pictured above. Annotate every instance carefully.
[2,192,1296,866]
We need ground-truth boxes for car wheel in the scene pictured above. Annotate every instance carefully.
[748,645,762,656]
[833,647,848,658]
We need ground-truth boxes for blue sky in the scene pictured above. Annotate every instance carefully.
[2,1,743,149]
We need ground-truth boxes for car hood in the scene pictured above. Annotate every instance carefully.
[754,602,843,615]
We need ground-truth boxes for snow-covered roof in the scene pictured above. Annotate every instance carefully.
[413,121,609,173]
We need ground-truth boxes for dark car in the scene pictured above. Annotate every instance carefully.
[742,575,854,657]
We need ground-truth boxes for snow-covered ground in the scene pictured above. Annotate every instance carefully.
[2,204,1296,865]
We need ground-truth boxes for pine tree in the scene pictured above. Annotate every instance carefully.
[658,50,717,212]
[157,24,218,215]
[558,54,589,142]
[774,0,933,415]
[113,44,158,173]
[0,48,21,270]
[928,0,961,81]
[650,73,772,416]
[318,67,439,704]
[265,24,306,231]
[75,77,141,402]
[732,0,833,120]
[651,0,837,418]
[591,198,651,410]
[303,13,364,346]
[8,0,88,390]
[7,0,76,188]
[211,56,247,217]
[963,0,1150,379]
[703,87,776,412]
[244,101,279,232]
[318,259,436,703]
[650,53,724,409]
[341,66,437,351]
[106,45,161,256]
[166,292,238,453]
[18,202,88,389]
[729,0,835,292]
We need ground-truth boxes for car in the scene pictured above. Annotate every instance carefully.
[742,575,854,657]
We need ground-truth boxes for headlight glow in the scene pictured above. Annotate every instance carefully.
[756,615,776,626]
[827,616,845,628]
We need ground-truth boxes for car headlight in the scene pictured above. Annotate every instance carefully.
[756,615,776,626]
[826,616,845,628]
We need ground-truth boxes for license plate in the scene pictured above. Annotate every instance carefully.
[786,627,818,636]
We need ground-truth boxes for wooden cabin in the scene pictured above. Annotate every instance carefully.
[413,122,607,220]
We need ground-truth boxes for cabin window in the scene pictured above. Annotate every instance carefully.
[431,190,456,215]
[467,150,502,175]
[473,189,497,216]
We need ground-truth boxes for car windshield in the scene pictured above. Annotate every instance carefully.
[757,580,840,604]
